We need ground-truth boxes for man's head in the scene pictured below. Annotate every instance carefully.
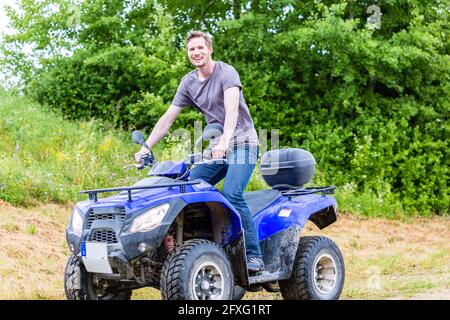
[185,31,213,68]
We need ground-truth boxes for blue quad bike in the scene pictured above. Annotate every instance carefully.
[64,124,345,300]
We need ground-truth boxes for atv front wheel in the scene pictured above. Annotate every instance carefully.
[279,236,345,300]
[64,255,131,300]
[160,239,234,300]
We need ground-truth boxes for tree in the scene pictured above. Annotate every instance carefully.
[2,0,195,128]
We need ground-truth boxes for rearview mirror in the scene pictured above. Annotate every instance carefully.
[132,130,146,146]
[202,123,224,141]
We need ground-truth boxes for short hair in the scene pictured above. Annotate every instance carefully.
[185,31,213,48]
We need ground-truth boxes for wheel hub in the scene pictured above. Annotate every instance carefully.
[192,262,224,300]
[200,280,210,290]
[313,253,337,295]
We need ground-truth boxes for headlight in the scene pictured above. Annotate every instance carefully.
[130,203,170,233]
[71,207,84,237]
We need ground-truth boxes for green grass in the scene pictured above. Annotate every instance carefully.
[26,224,37,235]
[0,90,146,206]
[334,183,410,218]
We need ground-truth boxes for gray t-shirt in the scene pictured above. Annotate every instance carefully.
[171,61,258,147]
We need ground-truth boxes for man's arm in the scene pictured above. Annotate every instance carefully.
[145,105,182,148]
[212,86,240,158]
[134,105,182,162]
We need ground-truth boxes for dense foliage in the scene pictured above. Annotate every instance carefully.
[1,0,449,215]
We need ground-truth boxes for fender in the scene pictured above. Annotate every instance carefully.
[119,189,244,261]
[255,203,337,284]
[251,194,337,282]
[257,225,303,282]
[309,204,338,229]
[254,194,337,240]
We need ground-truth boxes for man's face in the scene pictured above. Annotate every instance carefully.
[187,37,212,68]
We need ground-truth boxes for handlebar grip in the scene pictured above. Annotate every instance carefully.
[138,151,155,170]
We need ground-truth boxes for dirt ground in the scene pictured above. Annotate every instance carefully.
[248,212,450,300]
[0,201,448,300]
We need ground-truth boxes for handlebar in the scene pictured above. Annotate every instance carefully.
[190,158,227,166]
[124,153,226,171]
[139,152,155,169]
[185,151,227,165]
[124,150,156,170]
[129,126,227,171]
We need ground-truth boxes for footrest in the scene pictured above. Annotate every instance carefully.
[248,271,288,285]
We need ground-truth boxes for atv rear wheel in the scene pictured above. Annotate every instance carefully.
[64,254,131,300]
[160,239,234,300]
[279,236,345,300]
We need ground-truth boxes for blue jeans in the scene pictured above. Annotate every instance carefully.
[190,144,262,259]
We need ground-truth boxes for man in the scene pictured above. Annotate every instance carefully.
[135,31,264,272]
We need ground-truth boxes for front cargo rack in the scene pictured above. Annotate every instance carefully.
[80,179,202,203]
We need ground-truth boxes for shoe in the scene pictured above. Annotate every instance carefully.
[247,257,265,272]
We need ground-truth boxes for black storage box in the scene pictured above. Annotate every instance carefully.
[259,148,315,189]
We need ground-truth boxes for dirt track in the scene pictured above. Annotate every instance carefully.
[0,201,448,299]
[292,213,450,300]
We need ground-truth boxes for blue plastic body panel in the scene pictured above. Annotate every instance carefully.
[76,178,244,245]
[253,194,337,240]
[147,160,188,177]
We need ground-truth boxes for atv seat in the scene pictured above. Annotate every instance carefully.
[243,189,282,216]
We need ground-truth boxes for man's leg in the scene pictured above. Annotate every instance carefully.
[222,145,264,271]
[190,162,227,186]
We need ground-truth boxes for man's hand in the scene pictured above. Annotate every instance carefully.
[134,147,149,163]
[132,105,182,163]
[212,139,229,159]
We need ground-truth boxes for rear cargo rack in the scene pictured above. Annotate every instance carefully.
[280,186,336,197]
[80,179,202,203]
